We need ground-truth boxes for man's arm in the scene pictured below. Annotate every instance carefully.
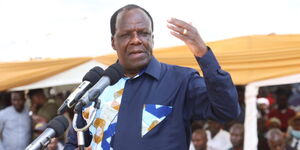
[186,48,240,122]
[167,17,240,122]
[167,18,208,57]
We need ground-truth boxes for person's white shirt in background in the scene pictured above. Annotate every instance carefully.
[189,141,196,150]
[206,129,232,150]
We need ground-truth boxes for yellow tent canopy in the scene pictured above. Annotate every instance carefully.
[0,57,91,91]
[96,34,300,85]
[1,34,300,91]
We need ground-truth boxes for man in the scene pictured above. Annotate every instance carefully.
[287,114,300,150]
[228,123,244,150]
[269,88,296,132]
[28,88,59,122]
[266,128,293,150]
[0,91,31,150]
[191,129,207,150]
[206,120,232,150]
[27,88,59,138]
[65,4,240,150]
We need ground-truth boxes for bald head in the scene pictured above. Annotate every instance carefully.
[267,128,286,150]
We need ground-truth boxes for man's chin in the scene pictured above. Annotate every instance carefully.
[15,107,23,112]
[134,58,151,68]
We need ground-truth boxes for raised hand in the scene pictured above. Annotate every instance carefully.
[167,18,208,57]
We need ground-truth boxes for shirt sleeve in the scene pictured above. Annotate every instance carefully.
[186,47,240,122]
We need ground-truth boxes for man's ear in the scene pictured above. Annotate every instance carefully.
[111,36,116,51]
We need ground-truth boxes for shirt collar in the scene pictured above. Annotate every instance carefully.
[143,56,161,80]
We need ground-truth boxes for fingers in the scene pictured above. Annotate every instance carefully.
[167,24,186,35]
[167,18,191,30]
[169,30,186,42]
[166,17,208,57]
[167,18,195,37]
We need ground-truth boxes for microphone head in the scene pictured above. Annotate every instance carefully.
[47,115,69,137]
[103,63,124,85]
[83,66,104,85]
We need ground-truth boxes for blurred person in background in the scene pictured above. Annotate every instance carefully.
[269,88,296,132]
[257,97,270,119]
[287,114,300,150]
[0,91,31,150]
[206,120,232,150]
[257,97,271,150]
[191,129,207,150]
[266,128,293,150]
[228,123,244,150]
[288,83,300,111]
[27,88,59,122]
[27,88,59,139]
[258,87,276,108]
[267,117,282,130]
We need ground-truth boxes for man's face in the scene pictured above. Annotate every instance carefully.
[11,92,25,112]
[192,132,207,150]
[276,94,289,110]
[268,135,285,150]
[206,120,221,135]
[230,127,243,147]
[112,8,153,73]
[31,92,46,106]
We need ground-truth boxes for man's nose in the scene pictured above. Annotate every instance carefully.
[130,32,142,45]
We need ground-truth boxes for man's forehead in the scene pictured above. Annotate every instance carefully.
[116,8,151,26]
[11,92,24,97]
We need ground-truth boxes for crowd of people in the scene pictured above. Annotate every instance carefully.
[0,84,299,150]
[0,88,68,150]
[189,85,300,150]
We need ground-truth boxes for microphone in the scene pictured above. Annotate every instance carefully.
[74,63,124,110]
[25,115,69,150]
[57,66,104,114]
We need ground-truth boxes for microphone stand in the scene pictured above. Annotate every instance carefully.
[72,101,100,150]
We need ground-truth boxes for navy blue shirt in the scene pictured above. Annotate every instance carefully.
[65,48,240,150]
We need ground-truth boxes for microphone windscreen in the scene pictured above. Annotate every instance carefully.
[90,66,104,75]
[103,63,124,85]
[82,66,104,85]
[47,115,69,137]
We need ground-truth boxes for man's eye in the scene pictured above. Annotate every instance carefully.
[139,31,150,36]
[120,33,129,37]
